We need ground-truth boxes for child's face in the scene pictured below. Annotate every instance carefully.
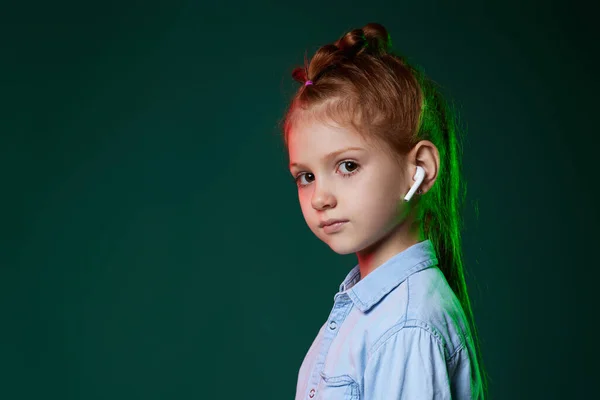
[288,118,415,255]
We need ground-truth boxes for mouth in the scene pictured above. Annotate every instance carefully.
[321,220,348,233]
[319,219,349,228]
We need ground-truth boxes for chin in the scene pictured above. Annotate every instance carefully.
[329,247,357,255]
[323,238,360,255]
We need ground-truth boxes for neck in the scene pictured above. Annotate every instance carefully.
[355,211,423,280]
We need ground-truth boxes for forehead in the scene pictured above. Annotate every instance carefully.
[287,119,367,159]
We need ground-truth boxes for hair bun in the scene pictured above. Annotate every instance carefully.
[362,22,391,54]
[291,22,392,85]
[336,22,391,58]
[292,67,308,83]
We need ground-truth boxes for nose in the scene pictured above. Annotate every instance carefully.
[311,183,337,210]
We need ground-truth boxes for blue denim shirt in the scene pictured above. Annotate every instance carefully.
[295,240,483,399]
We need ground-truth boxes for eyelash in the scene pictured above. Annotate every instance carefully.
[294,160,361,188]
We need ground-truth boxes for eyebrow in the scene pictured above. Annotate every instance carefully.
[289,146,365,169]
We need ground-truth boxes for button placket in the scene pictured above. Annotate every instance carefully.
[306,296,352,400]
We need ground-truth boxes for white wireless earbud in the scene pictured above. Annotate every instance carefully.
[403,166,425,202]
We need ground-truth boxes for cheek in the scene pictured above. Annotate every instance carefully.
[298,195,313,218]
[354,172,392,203]
[354,176,401,216]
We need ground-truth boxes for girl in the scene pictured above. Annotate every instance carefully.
[282,23,488,399]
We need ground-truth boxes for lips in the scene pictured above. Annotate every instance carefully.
[322,220,348,234]
[319,218,348,228]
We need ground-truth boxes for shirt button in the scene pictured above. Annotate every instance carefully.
[309,388,316,398]
[329,321,337,330]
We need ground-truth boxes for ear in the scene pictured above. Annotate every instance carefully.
[407,140,440,195]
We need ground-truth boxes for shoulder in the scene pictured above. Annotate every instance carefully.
[367,317,465,363]
[372,266,471,361]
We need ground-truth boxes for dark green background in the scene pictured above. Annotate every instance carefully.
[2,1,598,398]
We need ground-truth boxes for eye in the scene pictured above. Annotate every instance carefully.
[339,161,359,174]
[294,160,361,188]
[295,173,314,187]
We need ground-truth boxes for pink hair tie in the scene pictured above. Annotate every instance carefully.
[305,80,313,86]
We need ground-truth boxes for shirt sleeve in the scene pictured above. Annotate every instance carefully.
[363,325,452,400]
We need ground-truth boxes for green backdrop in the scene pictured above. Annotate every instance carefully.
[2,0,597,398]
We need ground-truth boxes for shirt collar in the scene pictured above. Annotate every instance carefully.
[336,239,439,312]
